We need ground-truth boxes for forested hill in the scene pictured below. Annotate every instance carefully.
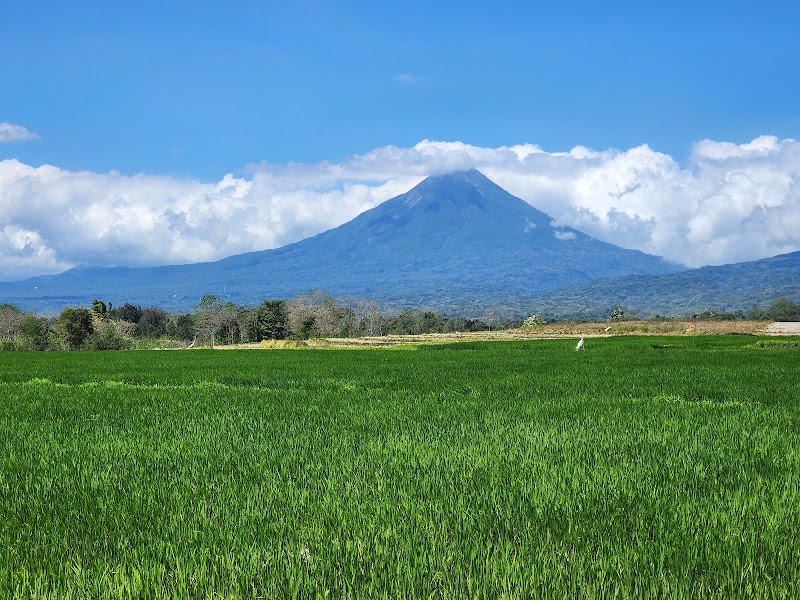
[523,250,800,319]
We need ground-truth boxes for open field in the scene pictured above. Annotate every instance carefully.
[1,336,799,597]
[210,320,785,350]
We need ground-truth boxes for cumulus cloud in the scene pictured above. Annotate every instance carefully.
[1,135,799,281]
[0,122,40,143]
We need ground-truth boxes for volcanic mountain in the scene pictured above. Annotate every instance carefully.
[0,169,683,314]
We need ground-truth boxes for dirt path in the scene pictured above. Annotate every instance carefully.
[762,322,800,335]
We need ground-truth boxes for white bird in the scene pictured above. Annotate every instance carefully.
[604,326,612,332]
[576,338,584,351]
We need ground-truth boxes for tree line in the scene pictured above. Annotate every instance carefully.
[2,294,798,352]
[0,290,503,351]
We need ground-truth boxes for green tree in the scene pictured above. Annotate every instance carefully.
[109,303,143,324]
[766,297,800,321]
[523,315,547,327]
[419,311,445,333]
[57,307,94,349]
[166,314,195,342]
[19,315,50,351]
[136,307,169,338]
[257,300,288,340]
[91,299,110,319]
[296,316,318,339]
[391,310,419,335]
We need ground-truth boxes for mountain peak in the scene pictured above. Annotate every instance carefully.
[417,168,496,190]
[400,168,507,213]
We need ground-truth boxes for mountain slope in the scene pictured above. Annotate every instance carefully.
[526,251,800,319]
[1,169,682,314]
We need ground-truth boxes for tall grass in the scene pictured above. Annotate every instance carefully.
[1,336,798,598]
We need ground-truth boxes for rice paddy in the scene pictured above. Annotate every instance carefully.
[1,335,799,598]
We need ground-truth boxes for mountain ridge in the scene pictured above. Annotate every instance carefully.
[523,250,800,319]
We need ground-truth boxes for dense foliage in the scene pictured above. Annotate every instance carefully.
[0,337,798,597]
[748,296,800,321]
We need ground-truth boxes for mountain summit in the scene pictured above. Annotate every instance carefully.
[0,170,683,314]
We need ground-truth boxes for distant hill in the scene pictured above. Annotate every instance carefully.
[524,251,800,319]
[0,169,682,315]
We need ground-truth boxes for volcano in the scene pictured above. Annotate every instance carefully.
[0,169,683,314]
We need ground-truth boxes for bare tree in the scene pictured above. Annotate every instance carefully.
[352,298,384,336]
[196,294,225,346]
[0,304,25,340]
[286,290,344,337]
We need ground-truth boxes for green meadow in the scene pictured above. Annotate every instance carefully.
[1,336,799,598]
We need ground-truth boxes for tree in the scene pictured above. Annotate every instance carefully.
[167,314,196,342]
[196,294,225,346]
[296,316,318,339]
[523,315,547,327]
[234,307,258,343]
[748,304,764,320]
[765,297,800,322]
[419,311,445,333]
[286,290,344,337]
[0,304,25,339]
[57,307,94,349]
[136,307,169,338]
[391,310,419,335]
[109,303,143,324]
[91,299,111,319]
[220,302,242,344]
[610,308,633,321]
[257,300,288,340]
[19,315,50,351]
[482,308,498,331]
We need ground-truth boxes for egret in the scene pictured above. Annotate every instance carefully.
[576,338,584,351]
[604,326,612,332]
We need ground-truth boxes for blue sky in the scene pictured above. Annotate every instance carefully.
[3,0,799,178]
[1,0,800,280]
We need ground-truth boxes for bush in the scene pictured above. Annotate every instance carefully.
[86,324,131,351]
[693,309,736,320]
[610,308,635,321]
[523,315,547,327]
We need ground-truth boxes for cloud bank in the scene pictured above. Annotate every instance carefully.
[0,122,40,143]
[1,136,799,281]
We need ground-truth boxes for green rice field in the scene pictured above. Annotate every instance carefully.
[1,336,799,598]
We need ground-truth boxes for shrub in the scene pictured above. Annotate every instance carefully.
[86,324,131,351]
[523,315,547,327]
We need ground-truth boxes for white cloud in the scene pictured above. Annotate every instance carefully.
[1,135,799,281]
[0,122,40,143]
